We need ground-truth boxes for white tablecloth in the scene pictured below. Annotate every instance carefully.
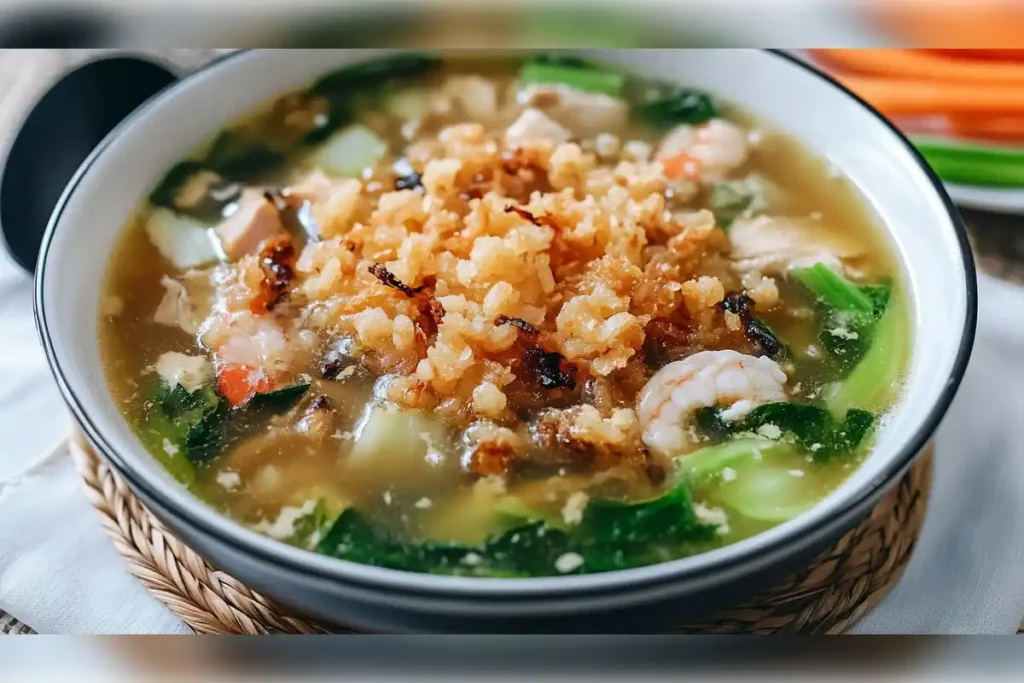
[1,248,1022,635]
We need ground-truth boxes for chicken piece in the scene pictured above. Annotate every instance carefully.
[283,170,362,240]
[505,108,571,149]
[519,84,628,139]
[215,189,285,260]
[153,275,198,335]
[729,215,866,276]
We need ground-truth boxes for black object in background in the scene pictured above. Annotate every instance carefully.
[0,55,178,272]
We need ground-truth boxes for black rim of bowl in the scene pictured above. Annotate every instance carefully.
[33,49,978,597]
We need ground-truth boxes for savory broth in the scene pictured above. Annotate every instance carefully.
[100,54,909,576]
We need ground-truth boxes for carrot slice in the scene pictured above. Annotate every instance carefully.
[833,74,1024,117]
[217,362,272,408]
[812,49,1024,85]
[871,6,1024,49]
[661,152,702,181]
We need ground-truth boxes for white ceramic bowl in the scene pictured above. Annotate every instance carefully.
[35,49,976,632]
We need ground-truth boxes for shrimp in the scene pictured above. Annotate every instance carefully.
[636,350,787,457]
[656,119,750,181]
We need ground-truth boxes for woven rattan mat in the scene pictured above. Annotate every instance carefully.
[69,431,932,635]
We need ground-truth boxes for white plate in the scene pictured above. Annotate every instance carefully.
[944,184,1024,215]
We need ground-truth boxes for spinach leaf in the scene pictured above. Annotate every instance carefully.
[139,380,311,468]
[640,88,718,127]
[700,401,876,462]
[305,54,440,145]
[316,480,717,577]
[142,382,225,466]
[204,130,284,180]
[310,55,440,97]
[148,161,241,220]
[247,383,311,412]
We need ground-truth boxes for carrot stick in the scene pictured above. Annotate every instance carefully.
[928,49,1024,63]
[947,115,1024,143]
[834,74,1024,117]
[812,49,1024,85]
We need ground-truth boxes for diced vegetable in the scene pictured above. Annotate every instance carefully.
[204,130,283,180]
[384,87,432,121]
[826,293,908,417]
[519,60,625,97]
[216,363,272,408]
[144,209,221,270]
[347,405,452,485]
[309,125,387,178]
[316,477,716,577]
[640,88,718,127]
[661,152,702,181]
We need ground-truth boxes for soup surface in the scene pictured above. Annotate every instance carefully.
[100,54,909,577]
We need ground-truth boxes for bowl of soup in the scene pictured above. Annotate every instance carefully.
[35,49,975,632]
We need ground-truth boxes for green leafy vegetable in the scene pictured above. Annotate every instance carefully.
[136,380,311,471]
[825,294,908,417]
[680,438,793,484]
[310,55,440,98]
[791,264,893,374]
[148,161,206,210]
[148,161,240,221]
[203,130,284,180]
[677,439,819,524]
[519,59,625,96]
[316,481,717,577]
[695,401,874,462]
[247,383,311,413]
[717,466,819,523]
[290,499,332,550]
[709,178,768,228]
[140,382,226,468]
[736,402,875,461]
[640,88,718,127]
[791,263,874,314]
[304,55,439,145]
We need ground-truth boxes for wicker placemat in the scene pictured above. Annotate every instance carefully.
[68,431,931,635]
